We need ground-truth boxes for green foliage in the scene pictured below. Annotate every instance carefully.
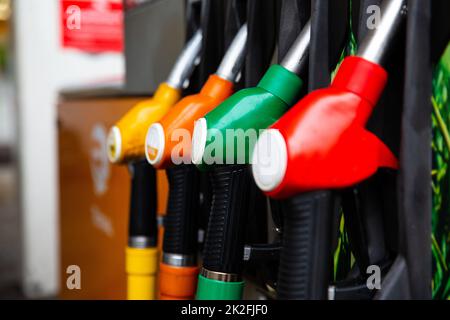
[332,4,358,280]
[432,43,450,300]
[334,212,353,281]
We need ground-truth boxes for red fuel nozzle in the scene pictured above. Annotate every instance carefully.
[253,56,398,199]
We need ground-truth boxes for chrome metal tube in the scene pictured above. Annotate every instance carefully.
[280,20,311,75]
[128,236,152,249]
[216,23,248,82]
[166,29,203,89]
[200,267,241,282]
[357,0,407,65]
[162,253,196,267]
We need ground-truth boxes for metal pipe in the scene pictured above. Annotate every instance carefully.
[166,29,203,89]
[162,253,196,267]
[357,0,407,65]
[280,20,311,75]
[216,23,248,82]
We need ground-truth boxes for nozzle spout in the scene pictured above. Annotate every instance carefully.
[216,23,248,82]
[357,0,407,65]
[280,20,311,75]
[167,29,203,89]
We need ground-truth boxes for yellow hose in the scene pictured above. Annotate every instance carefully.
[126,246,159,300]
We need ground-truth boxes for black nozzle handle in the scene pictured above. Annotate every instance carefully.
[202,165,250,276]
[277,190,337,300]
[128,160,157,248]
[163,165,199,262]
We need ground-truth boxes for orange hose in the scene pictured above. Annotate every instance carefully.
[158,262,199,300]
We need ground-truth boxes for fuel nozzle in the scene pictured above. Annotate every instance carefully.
[145,24,248,300]
[107,29,202,301]
[191,20,311,168]
[251,0,405,300]
[125,160,159,300]
[145,24,248,168]
[107,29,203,164]
[252,0,405,197]
[194,21,312,300]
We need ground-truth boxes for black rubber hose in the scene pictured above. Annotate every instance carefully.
[128,160,157,246]
[277,190,336,299]
[163,164,200,257]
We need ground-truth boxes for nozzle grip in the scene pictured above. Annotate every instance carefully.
[163,165,199,260]
[277,190,336,299]
[202,165,250,276]
[129,160,157,247]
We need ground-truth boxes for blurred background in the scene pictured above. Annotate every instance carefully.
[0,0,125,299]
[0,0,17,298]
[0,0,185,299]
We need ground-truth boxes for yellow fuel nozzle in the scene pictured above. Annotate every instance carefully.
[107,30,203,164]
[107,84,181,164]
[105,29,203,301]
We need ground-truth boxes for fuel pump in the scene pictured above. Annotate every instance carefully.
[251,0,406,300]
[106,30,203,300]
[192,21,311,300]
[144,23,248,300]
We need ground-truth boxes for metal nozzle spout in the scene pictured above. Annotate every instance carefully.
[166,29,203,90]
[216,23,248,82]
[280,20,311,75]
[357,0,407,65]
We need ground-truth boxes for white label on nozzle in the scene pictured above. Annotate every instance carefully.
[252,129,288,193]
[145,123,165,166]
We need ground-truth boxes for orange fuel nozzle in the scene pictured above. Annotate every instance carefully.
[145,24,248,169]
[146,75,234,168]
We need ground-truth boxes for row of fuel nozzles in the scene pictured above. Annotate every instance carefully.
[107,0,406,300]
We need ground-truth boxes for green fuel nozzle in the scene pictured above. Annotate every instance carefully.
[194,21,311,300]
[191,21,310,169]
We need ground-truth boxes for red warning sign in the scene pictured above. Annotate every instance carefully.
[60,0,124,53]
